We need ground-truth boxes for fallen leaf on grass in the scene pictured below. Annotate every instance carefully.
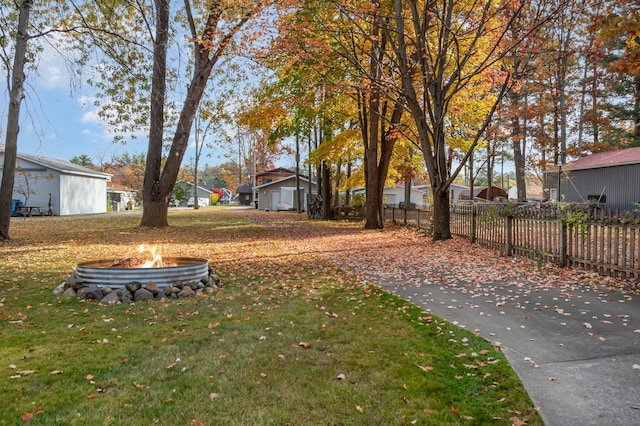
[356,406,364,413]
[510,416,528,426]
[416,364,433,372]
[298,342,311,349]
[21,412,33,422]
[49,370,63,375]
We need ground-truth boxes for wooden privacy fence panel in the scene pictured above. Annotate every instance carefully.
[385,204,640,280]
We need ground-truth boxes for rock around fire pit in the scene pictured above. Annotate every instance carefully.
[54,256,222,304]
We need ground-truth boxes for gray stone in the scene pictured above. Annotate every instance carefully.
[76,287,88,299]
[210,274,221,287]
[62,287,77,298]
[84,285,104,300]
[101,286,114,295]
[67,274,84,290]
[125,281,142,293]
[188,281,199,291]
[53,282,66,296]
[145,282,160,295]
[170,293,178,300]
[118,288,133,304]
[177,286,195,298]
[154,291,166,300]
[100,292,120,305]
[134,288,154,302]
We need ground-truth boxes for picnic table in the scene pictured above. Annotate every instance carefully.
[17,206,44,217]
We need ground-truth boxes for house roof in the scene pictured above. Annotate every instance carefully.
[256,167,295,177]
[180,181,213,194]
[236,183,253,193]
[11,152,111,179]
[254,174,316,189]
[566,147,640,171]
[107,181,136,192]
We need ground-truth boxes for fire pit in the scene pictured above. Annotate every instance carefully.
[55,248,222,303]
[76,257,210,288]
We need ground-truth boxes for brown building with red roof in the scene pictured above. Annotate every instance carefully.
[543,147,640,212]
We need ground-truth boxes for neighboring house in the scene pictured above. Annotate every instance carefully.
[107,182,138,211]
[415,183,467,204]
[543,147,640,212]
[351,185,428,208]
[0,151,111,216]
[255,175,317,211]
[182,182,213,207]
[255,168,296,186]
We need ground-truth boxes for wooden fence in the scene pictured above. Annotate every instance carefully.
[384,203,640,281]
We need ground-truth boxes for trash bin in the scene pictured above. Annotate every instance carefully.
[11,199,23,216]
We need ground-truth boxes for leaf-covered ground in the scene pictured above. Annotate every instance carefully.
[7,207,626,424]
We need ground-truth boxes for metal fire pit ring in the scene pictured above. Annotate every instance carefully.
[76,257,209,288]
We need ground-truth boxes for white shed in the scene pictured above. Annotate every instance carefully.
[1,152,111,216]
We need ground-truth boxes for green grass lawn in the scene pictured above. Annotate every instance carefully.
[0,208,541,425]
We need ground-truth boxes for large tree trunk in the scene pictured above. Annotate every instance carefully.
[0,0,32,240]
[431,184,451,241]
[140,0,170,227]
[321,162,332,219]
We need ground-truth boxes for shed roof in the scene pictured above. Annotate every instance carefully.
[236,184,253,193]
[254,175,316,189]
[256,167,295,177]
[107,181,136,192]
[566,147,640,171]
[6,152,112,179]
[459,186,508,200]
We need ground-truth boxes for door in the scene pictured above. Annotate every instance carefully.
[270,191,281,211]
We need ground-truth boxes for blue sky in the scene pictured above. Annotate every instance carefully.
[2,47,230,168]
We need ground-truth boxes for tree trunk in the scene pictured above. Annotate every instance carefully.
[321,162,332,219]
[432,184,451,241]
[0,0,32,240]
[140,0,170,227]
[295,135,301,213]
[510,90,526,202]
[634,75,640,145]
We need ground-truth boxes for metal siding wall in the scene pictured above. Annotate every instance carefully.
[565,164,640,212]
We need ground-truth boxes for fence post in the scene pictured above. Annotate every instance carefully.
[470,204,477,243]
[559,221,567,267]
[505,215,513,256]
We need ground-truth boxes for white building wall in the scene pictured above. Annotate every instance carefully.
[12,169,59,212]
[59,174,107,215]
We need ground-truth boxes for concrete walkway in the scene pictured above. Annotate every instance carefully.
[364,270,640,425]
